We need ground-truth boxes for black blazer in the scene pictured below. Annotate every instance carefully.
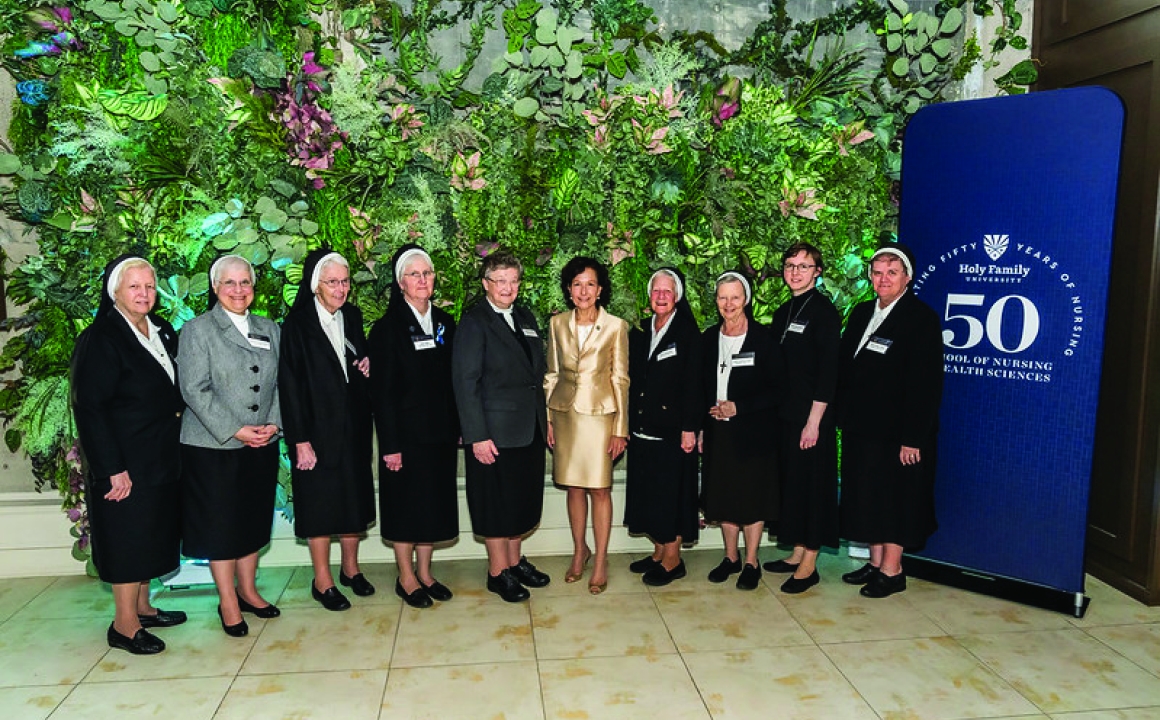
[278,302,374,478]
[452,300,547,448]
[628,311,703,439]
[835,290,943,448]
[71,310,184,487]
[700,320,779,444]
[368,302,459,454]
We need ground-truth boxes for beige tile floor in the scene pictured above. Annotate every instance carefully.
[1,549,1159,719]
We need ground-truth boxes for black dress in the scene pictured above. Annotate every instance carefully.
[453,301,548,538]
[771,288,840,550]
[369,301,459,543]
[835,290,943,549]
[699,320,779,525]
[279,302,376,538]
[624,310,702,544]
[71,309,184,584]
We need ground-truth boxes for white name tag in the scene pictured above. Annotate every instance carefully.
[787,322,807,334]
[731,353,755,367]
[522,327,539,338]
[866,340,890,354]
[657,346,678,361]
[413,337,436,350]
[247,338,271,350]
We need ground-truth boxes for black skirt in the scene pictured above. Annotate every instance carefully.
[87,476,181,584]
[701,421,778,525]
[291,450,376,539]
[465,434,545,538]
[379,442,459,543]
[624,436,700,544]
[776,422,839,550]
[181,443,279,560]
[839,432,938,549]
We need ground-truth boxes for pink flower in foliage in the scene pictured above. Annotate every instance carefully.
[476,241,500,258]
[631,119,672,155]
[710,76,741,128]
[582,91,624,150]
[635,85,684,119]
[274,82,346,189]
[390,103,424,141]
[834,121,875,156]
[778,187,825,221]
[450,151,486,191]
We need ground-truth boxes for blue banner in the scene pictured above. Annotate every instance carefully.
[901,87,1123,598]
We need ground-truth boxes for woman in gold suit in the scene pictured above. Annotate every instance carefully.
[544,256,630,594]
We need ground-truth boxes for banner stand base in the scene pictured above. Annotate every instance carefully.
[905,555,1091,618]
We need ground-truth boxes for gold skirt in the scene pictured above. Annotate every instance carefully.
[552,409,615,489]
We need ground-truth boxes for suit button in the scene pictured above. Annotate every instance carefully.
[249,405,259,412]
[251,365,259,373]
[637,409,643,414]
[175,411,182,418]
[252,385,260,392]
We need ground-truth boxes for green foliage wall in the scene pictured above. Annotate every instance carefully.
[0,0,1033,564]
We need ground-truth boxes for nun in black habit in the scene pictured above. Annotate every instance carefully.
[71,254,187,654]
[278,248,376,611]
[368,243,459,609]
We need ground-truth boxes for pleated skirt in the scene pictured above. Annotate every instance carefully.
[379,442,459,543]
[551,410,615,489]
[181,443,278,560]
[776,422,839,550]
[465,433,546,538]
[87,476,181,584]
[624,435,700,544]
[839,432,938,550]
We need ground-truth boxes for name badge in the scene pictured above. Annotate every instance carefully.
[657,345,678,361]
[787,321,807,334]
[247,333,271,350]
[866,336,893,354]
[522,327,539,338]
[412,334,436,350]
[732,351,755,367]
[343,338,358,356]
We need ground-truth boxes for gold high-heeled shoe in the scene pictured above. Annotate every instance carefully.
[588,578,607,595]
[565,550,592,584]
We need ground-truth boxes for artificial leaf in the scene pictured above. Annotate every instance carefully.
[0,154,22,175]
[941,7,963,34]
[931,38,953,59]
[513,97,539,117]
[891,57,909,77]
[139,51,160,72]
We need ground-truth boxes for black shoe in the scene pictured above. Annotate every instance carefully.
[736,563,762,590]
[509,557,550,588]
[339,571,376,597]
[487,569,530,603]
[629,556,661,574]
[762,559,799,573]
[395,579,434,609]
[217,606,249,637]
[420,579,453,602]
[780,570,820,594]
[312,582,351,611]
[642,560,687,587]
[107,624,165,655]
[841,562,880,585]
[707,557,743,583]
[137,608,187,628]
[860,571,907,598]
[237,596,281,618]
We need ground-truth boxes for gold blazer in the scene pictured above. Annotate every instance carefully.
[544,307,630,437]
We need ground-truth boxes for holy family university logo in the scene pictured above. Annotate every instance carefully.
[911,233,1087,385]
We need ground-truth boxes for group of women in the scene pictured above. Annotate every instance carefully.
[70,239,942,654]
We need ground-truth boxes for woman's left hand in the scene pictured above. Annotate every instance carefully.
[355,356,370,377]
[383,452,403,472]
[608,435,628,459]
[680,431,697,454]
[900,445,922,465]
[709,400,737,420]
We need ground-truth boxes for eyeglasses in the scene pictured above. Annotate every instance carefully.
[219,279,253,290]
[484,276,520,288]
[319,278,351,288]
[783,263,817,273]
[404,270,436,281]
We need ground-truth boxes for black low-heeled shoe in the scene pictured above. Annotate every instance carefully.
[339,571,376,597]
[780,570,820,594]
[419,579,453,602]
[629,556,661,574]
[736,563,762,590]
[312,582,351,611]
[642,560,687,587]
[762,559,800,574]
[107,624,165,654]
[842,562,880,585]
[237,596,281,618]
[487,569,530,603]
[217,606,249,637]
[707,556,743,583]
[860,571,907,598]
[395,579,434,608]
[137,608,187,628]
[509,557,550,588]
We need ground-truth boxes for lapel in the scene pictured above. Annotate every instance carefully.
[486,303,534,372]
[300,298,348,378]
[210,304,254,351]
[647,312,676,363]
[870,291,910,341]
[571,307,606,362]
[106,309,177,387]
